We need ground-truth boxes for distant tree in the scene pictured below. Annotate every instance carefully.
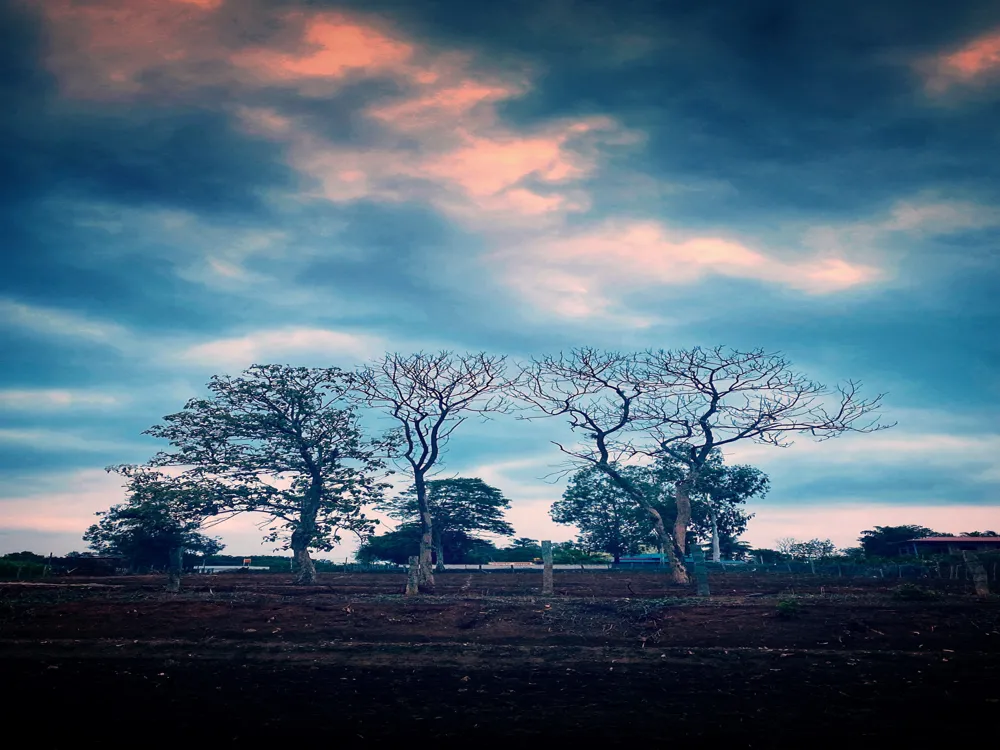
[145,365,389,584]
[962,530,998,537]
[355,352,515,591]
[775,537,836,560]
[381,478,515,569]
[551,465,655,563]
[85,466,224,591]
[356,524,498,565]
[491,538,543,562]
[752,548,787,564]
[2,551,47,563]
[859,525,942,558]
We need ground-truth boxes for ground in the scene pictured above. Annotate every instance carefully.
[2,571,997,744]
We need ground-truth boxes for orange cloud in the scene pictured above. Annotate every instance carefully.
[924,29,1000,93]
[230,13,415,86]
[36,0,223,99]
[496,220,881,321]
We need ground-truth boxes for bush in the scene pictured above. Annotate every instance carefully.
[0,559,46,580]
[775,598,802,619]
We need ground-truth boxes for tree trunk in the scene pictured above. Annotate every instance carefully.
[413,472,435,589]
[434,531,446,573]
[673,479,693,557]
[709,507,721,563]
[165,545,182,593]
[292,485,321,585]
[600,463,688,584]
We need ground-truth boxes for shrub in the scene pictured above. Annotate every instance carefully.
[775,598,802,619]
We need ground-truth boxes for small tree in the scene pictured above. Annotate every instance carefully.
[85,466,224,591]
[381,478,514,570]
[146,365,389,584]
[354,352,515,590]
[551,464,655,563]
[356,524,499,565]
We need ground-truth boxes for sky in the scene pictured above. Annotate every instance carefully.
[1,0,999,558]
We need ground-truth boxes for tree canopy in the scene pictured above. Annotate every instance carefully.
[145,365,389,583]
[381,477,515,568]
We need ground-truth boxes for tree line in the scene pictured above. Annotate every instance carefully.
[82,347,889,592]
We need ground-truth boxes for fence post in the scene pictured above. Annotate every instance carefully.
[541,540,554,595]
[692,545,710,597]
[963,552,990,597]
[405,556,420,596]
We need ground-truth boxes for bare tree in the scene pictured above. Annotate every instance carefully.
[641,347,891,556]
[519,347,891,584]
[354,352,514,591]
[517,349,690,583]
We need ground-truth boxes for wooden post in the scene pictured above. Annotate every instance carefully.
[541,540,554,596]
[692,545,710,597]
[963,551,990,597]
[405,556,420,596]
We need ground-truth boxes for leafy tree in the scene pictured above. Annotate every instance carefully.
[355,352,514,591]
[859,525,942,558]
[551,465,655,563]
[655,449,768,561]
[492,538,543,562]
[962,530,998,537]
[146,365,389,584]
[85,466,224,591]
[356,523,498,565]
[381,478,514,569]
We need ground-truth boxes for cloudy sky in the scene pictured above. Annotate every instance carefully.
[2,0,999,557]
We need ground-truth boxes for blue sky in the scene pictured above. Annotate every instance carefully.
[2,0,998,556]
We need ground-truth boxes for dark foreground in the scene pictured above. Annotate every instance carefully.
[2,571,997,745]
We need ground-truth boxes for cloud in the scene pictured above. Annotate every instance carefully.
[0,389,123,410]
[923,29,1000,93]
[0,429,133,453]
[495,220,881,322]
[0,298,130,346]
[176,327,383,370]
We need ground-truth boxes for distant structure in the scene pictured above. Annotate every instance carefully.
[901,536,1000,557]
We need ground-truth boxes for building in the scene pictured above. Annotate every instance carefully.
[901,536,1000,557]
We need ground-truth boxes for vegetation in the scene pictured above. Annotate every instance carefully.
[379,478,515,569]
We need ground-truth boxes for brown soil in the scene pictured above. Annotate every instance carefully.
[3,571,997,744]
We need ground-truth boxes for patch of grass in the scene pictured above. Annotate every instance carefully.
[891,583,940,601]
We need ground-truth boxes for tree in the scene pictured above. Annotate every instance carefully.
[859,525,942,558]
[85,466,224,591]
[354,352,515,591]
[641,347,890,558]
[381,478,515,569]
[145,365,388,584]
[518,350,690,582]
[962,530,998,537]
[520,348,889,584]
[551,464,655,563]
[775,537,836,560]
[356,523,498,565]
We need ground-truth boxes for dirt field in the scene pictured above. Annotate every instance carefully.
[2,571,997,744]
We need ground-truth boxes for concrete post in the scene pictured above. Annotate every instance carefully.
[963,551,990,597]
[541,540,554,595]
[692,544,710,597]
[405,555,420,596]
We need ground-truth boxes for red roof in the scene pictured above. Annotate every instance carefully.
[907,536,1000,543]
